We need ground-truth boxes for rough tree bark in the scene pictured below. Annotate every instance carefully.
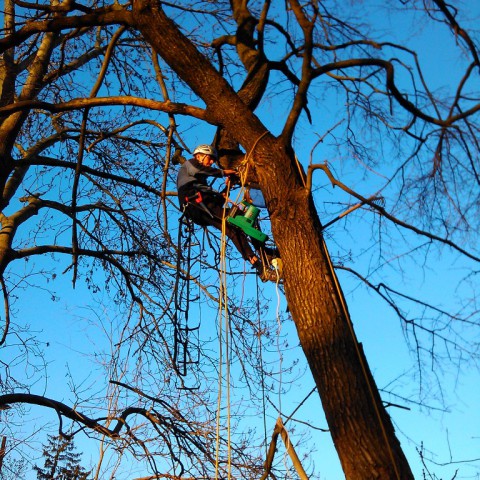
[131,1,414,478]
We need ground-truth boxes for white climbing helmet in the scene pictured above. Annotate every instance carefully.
[193,144,218,159]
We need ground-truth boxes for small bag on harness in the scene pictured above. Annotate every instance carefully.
[185,191,203,204]
[183,191,214,219]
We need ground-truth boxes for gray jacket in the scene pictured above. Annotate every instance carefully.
[176,158,225,192]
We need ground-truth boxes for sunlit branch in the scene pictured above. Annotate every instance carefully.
[0,96,209,120]
[0,6,133,53]
[13,0,94,14]
[281,0,317,142]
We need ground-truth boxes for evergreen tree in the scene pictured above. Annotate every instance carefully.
[0,437,27,480]
[34,435,90,480]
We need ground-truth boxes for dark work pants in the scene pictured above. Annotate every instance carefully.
[178,186,256,262]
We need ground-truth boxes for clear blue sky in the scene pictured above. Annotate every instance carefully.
[2,2,480,479]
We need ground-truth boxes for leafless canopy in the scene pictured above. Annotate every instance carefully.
[0,0,479,478]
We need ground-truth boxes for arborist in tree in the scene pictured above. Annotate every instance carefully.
[177,144,278,279]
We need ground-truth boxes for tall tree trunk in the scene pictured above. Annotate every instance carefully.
[132,1,414,478]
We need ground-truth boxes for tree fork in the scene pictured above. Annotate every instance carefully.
[131,1,414,478]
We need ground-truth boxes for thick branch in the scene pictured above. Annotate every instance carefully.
[0,6,132,54]
[0,276,10,346]
[312,58,480,126]
[0,96,208,120]
[281,0,317,142]
[0,393,118,437]
[431,0,480,67]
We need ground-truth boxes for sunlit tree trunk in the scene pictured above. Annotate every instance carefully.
[132,1,414,478]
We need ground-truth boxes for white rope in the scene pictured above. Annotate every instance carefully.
[215,182,233,479]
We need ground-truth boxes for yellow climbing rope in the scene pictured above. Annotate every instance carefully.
[215,180,233,480]
[213,132,274,479]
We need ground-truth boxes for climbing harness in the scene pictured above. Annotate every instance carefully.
[183,191,214,219]
[182,186,282,283]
